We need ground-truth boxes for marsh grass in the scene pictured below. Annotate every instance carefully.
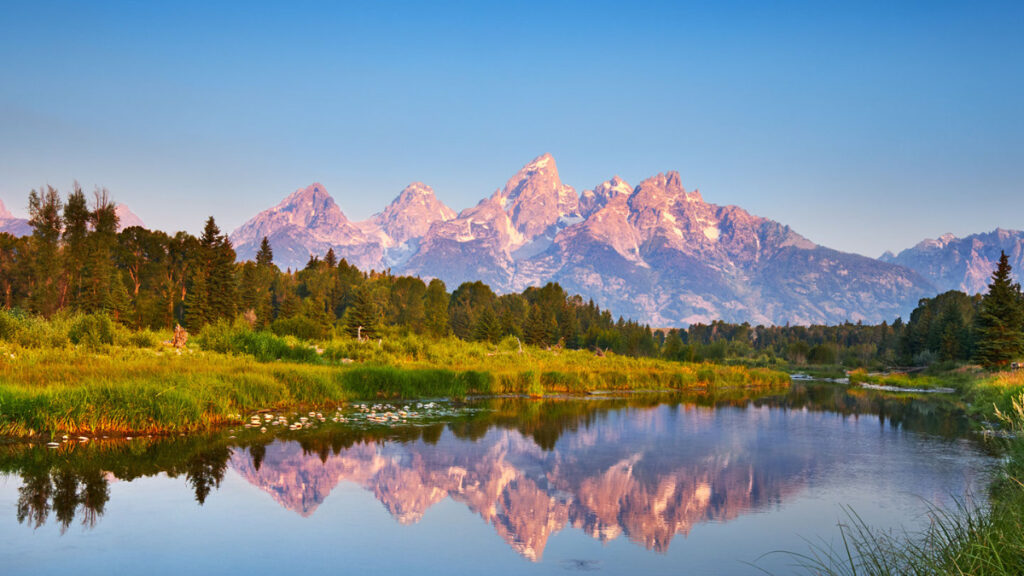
[0,322,788,437]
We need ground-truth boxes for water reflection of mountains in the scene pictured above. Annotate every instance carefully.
[232,407,812,560]
[2,384,979,560]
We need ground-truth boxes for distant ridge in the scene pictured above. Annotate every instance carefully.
[881,228,1024,294]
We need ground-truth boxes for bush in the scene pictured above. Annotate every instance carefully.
[68,314,116,349]
[198,319,321,363]
[271,315,328,340]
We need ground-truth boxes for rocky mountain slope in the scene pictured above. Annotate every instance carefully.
[232,182,456,271]
[0,198,31,236]
[115,204,145,230]
[230,154,936,325]
[881,229,1024,294]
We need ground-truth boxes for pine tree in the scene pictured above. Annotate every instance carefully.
[472,306,501,342]
[61,183,90,309]
[255,237,274,267]
[423,278,449,337]
[195,217,237,324]
[82,188,119,313]
[975,251,1024,368]
[324,247,337,268]
[27,185,63,316]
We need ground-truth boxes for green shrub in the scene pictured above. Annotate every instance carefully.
[69,314,116,349]
[271,315,327,340]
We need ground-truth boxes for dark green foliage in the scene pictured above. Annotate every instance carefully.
[271,314,329,340]
[343,280,386,339]
[975,251,1024,368]
[198,320,321,363]
[27,185,63,316]
[255,236,273,267]
[424,278,449,336]
[68,313,116,349]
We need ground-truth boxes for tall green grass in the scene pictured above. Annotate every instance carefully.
[0,316,788,437]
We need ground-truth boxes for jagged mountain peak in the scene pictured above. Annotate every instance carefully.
[628,171,686,211]
[499,153,579,239]
[280,182,334,209]
[0,198,11,219]
[580,176,633,218]
[372,182,456,244]
[115,204,145,230]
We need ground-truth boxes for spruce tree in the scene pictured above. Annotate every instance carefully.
[82,188,119,313]
[423,278,449,337]
[472,306,501,342]
[196,217,237,324]
[61,183,90,309]
[27,185,63,316]
[324,247,337,268]
[255,237,274,267]
[975,251,1024,368]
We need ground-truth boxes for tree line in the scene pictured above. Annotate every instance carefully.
[0,185,657,355]
[2,185,1021,367]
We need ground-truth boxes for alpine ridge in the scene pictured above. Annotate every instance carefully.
[0,198,33,237]
[229,155,936,326]
[881,228,1024,294]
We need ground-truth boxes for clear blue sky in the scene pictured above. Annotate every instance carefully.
[1,0,1022,257]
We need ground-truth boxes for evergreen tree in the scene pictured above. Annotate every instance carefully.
[343,279,386,339]
[423,278,449,337]
[189,217,237,328]
[255,237,274,267]
[472,306,501,342]
[81,188,119,313]
[61,183,90,309]
[184,266,210,329]
[975,251,1024,368]
[27,185,63,316]
[323,247,337,268]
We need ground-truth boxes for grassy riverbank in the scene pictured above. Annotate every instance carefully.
[788,369,1024,575]
[0,316,788,438]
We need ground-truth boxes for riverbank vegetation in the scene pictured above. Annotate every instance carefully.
[0,310,788,438]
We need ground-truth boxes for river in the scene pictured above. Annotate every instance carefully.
[0,383,998,575]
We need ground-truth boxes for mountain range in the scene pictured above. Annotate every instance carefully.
[881,229,1024,295]
[231,154,946,326]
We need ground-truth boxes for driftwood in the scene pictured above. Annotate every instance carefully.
[172,324,188,349]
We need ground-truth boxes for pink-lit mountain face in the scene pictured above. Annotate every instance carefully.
[229,155,935,325]
[880,228,1024,295]
[115,204,145,230]
[0,198,30,237]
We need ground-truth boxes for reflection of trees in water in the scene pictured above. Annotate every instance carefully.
[757,382,973,439]
[185,446,230,505]
[6,439,234,530]
[16,467,109,533]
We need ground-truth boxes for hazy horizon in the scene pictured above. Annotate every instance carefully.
[2,1,1022,258]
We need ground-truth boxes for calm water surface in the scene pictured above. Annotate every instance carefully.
[0,384,998,575]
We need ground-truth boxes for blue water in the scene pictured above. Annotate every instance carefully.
[0,393,996,575]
